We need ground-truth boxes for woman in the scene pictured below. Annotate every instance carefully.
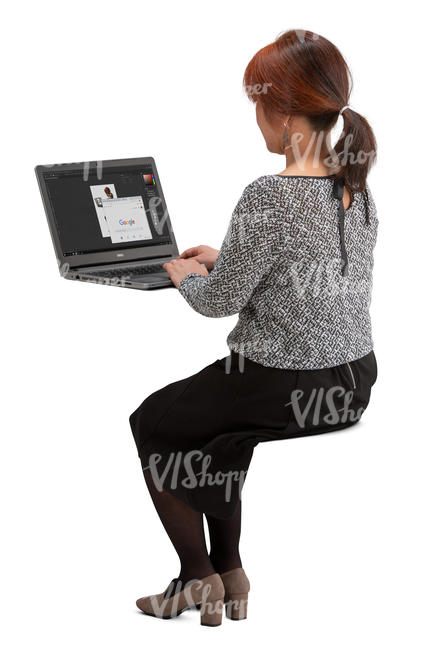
[130,29,378,626]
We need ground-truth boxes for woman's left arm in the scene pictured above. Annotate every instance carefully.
[170,180,284,318]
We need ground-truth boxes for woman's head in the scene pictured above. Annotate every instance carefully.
[244,30,376,192]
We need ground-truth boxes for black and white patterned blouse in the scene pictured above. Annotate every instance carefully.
[178,175,377,370]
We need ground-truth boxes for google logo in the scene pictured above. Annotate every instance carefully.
[119,219,135,226]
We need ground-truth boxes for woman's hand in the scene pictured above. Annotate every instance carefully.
[178,245,219,270]
[163,258,209,288]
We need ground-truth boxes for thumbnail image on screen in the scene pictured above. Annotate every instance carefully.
[90,184,117,237]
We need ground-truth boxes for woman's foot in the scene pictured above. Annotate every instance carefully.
[219,567,250,621]
[136,572,225,626]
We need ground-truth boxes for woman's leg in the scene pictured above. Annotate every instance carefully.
[205,500,242,574]
[142,465,215,585]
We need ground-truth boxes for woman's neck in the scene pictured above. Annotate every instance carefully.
[280,130,334,176]
[279,158,332,177]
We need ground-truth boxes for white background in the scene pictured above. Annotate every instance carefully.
[2,1,432,648]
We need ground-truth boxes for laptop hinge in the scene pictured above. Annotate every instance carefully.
[70,253,173,271]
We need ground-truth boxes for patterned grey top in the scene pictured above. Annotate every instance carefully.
[178,175,377,369]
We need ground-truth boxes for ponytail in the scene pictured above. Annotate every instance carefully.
[332,108,377,193]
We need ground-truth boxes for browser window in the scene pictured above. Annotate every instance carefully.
[102,196,153,244]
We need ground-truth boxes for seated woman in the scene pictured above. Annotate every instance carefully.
[129,28,378,627]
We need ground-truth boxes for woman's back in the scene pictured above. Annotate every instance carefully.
[179,174,377,369]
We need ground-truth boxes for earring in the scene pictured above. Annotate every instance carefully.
[282,121,292,152]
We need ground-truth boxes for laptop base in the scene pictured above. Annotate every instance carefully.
[68,274,173,290]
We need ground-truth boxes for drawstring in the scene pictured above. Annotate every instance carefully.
[363,189,370,225]
[333,178,349,277]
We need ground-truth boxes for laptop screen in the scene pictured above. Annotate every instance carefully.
[42,164,172,258]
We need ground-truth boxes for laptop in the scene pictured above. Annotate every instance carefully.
[35,157,178,290]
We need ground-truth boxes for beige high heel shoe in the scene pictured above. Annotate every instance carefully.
[219,568,250,620]
[136,573,225,626]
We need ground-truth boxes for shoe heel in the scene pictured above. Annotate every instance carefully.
[200,599,224,626]
[225,592,248,620]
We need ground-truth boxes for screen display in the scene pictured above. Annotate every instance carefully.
[43,165,172,257]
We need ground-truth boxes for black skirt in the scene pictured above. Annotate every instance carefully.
[129,350,377,518]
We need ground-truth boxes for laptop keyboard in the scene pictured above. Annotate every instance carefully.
[84,263,166,279]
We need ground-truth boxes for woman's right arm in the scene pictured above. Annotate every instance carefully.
[176,179,285,318]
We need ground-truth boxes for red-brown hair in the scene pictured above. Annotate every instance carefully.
[244,30,376,193]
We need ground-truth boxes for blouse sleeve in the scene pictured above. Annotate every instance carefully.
[177,179,284,318]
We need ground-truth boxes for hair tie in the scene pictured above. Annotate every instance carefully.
[339,105,351,116]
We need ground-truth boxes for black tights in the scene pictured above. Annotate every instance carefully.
[143,466,242,585]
